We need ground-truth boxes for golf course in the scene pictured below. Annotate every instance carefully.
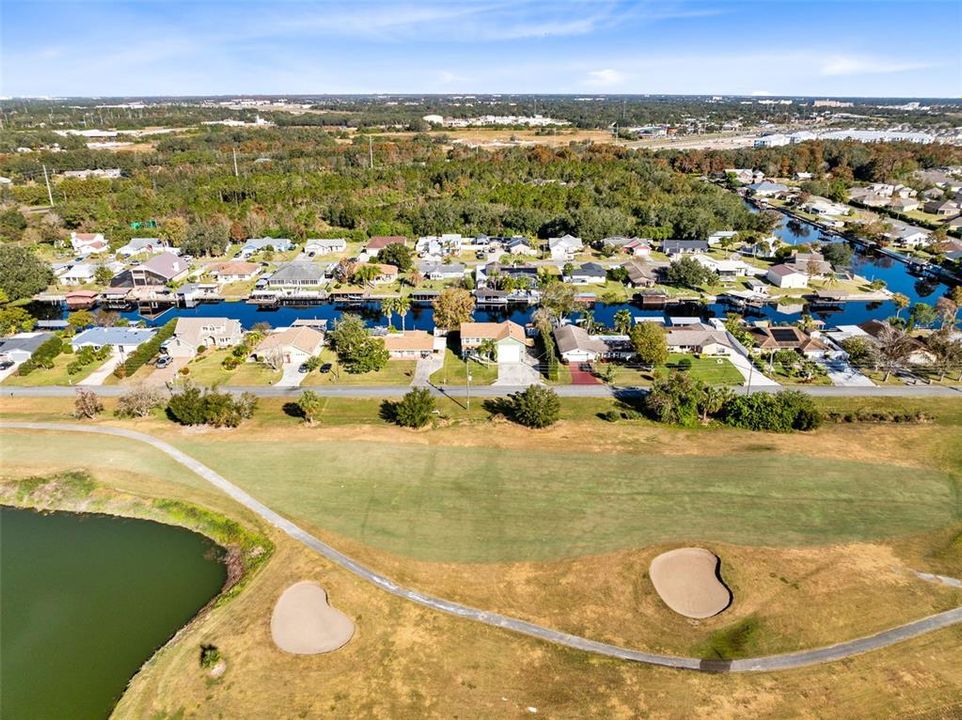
[1,395,961,719]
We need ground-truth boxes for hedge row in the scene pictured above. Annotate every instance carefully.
[117,319,176,378]
[539,327,560,381]
[17,336,64,376]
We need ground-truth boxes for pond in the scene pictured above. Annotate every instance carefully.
[0,506,227,719]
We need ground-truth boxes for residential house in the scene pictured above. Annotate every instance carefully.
[364,236,406,258]
[71,327,156,355]
[664,323,736,356]
[602,236,651,256]
[419,262,465,281]
[553,324,632,363]
[548,234,583,261]
[57,263,98,286]
[766,264,809,289]
[885,222,931,248]
[937,240,962,261]
[746,181,789,197]
[0,332,54,365]
[111,252,189,287]
[691,254,753,281]
[889,197,921,213]
[477,262,539,288]
[505,237,538,256]
[742,236,780,257]
[707,230,738,246]
[69,232,108,256]
[924,200,960,217]
[748,325,831,358]
[793,172,813,181]
[304,238,347,256]
[459,320,527,363]
[163,317,244,358]
[251,326,325,365]
[623,259,660,288]
[239,237,293,258]
[723,168,754,184]
[266,262,327,287]
[416,234,463,256]
[857,320,936,365]
[364,264,398,285]
[205,261,262,283]
[382,330,439,359]
[792,251,833,276]
[753,134,790,148]
[662,239,709,256]
[568,262,607,285]
[116,237,169,258]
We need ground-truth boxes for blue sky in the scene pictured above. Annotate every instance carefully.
[3,0,960,97]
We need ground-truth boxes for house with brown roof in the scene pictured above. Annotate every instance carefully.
[459,320,527,363]
[69,232,109,256]
[205,261,262,283]
[748,325,831,357]
[163,317,244,358]
[365,236,406,257]
[251,326,325,365]
[111,252,190,287]
[766,263,808,289]
[664,323,736,356]
[382,330,439,359]
[553,324,633,363]
[623,259,660,288]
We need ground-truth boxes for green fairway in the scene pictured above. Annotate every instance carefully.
[170,437,958,563]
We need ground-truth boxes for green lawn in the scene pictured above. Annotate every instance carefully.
[607,354,743,387]
[431,348,499,386]
[167,437,957,564]
[301,349,417,386]
[181,349,281,386]
[3,354,98,387]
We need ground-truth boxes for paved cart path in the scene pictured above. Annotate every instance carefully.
[3,421,961,673]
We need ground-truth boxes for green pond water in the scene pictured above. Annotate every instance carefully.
[0,506,227,719]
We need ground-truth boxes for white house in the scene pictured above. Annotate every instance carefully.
[568,262,607,284]
[251,326,324,366]
[381,330,439,359]
[691,254,752,280]
[205,261,262,283]
[304,238,347,256]
[664,324,736,356]
[553,324,633,363]
[766,264,809,289]
[57,263,98,286]
[418,262,466,281]
[239,237,293,258]
[71,327,156,355]
[707,231,738,246]
[548,234,583,261]
[459,321,527,363]
[163,317,244,358]
[69,232,109,256]
[116,237,169,258]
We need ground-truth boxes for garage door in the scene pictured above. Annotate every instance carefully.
[496,342,522,364]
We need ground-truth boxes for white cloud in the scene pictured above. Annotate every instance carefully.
[750,90,773,96]
[820,55,936,77]
[585,68,626,87]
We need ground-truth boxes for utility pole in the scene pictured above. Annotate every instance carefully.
[42,164,54,206]
[232,147,239,177]
[368,136,374,169]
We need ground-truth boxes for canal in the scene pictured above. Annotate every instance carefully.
[0,506,227,719]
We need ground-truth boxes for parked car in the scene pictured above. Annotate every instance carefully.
[298,363,310,373]
[319,363,333,374]
[0,360,14,370]
[155,355,173,369]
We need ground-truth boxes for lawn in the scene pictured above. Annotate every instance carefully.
[301,349,417,386]
[181,349,281,386]
[607,353,743,387]
[2,353,99,387]
[430,347,499,386]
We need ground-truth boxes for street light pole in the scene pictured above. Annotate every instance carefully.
[466,370,472,411]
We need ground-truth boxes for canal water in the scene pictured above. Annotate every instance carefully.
[0,506,226,719]
[44,214,952,332]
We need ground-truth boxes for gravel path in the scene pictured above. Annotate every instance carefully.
[3,421,961,673]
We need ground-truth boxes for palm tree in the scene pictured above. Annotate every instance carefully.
[613,309,632,335]
[580,310,597,334]
[891,292,910,320]
[381,297,397,330]
[477,338,497,362]
[396,295,411,332]
[698,385,733,423]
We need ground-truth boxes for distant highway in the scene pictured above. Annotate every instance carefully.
[3,421,961,673]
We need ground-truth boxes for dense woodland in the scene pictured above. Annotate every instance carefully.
[0,128,782,250]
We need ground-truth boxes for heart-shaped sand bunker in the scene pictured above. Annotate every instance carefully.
[649,548,732,619]
[271,581,355,654]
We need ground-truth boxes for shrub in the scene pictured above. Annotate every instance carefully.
[221,355,241,370]
[17,335,63,376]
[721,391,821,432]
[676,356,693,371]
[119,319,176,378]
[296,390,325,424]
[600,409,620,422]
[196,344,207,354]
[393,388,435,428]
[115,385,165,418]
[73,388,103,419]
[199,644,222,669]
[167,384,257,428]
[508,385,561,428]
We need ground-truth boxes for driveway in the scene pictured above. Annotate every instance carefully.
[0,360,23,384]
[568,363,601,385]
[728,350,780,388]
[78,350,122,386]
[412,354,444,386]
[818,358,876,387]
[494,361,542,386]
[145,356,189,387]
[277,361,306,388]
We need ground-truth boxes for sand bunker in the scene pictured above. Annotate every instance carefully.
[649,548,732,619]
[270,581,355,654]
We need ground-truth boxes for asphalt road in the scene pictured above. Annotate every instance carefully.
[3,420,960,673]
[2,383,962,399]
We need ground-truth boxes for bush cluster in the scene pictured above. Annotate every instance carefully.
[117,320,176,378]
[167,384,258,427]
[721,391,821,432]
[826,409,930,424]
[17,335,63,375]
